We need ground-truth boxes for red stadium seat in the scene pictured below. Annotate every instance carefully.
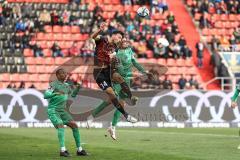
[53,33,62,41]
[146,50,153,58]
[38,74,50,82]
[43,49,52,57]
[71,26,80,33]
[187,0,193,6]
[115,5,123,12]
[29,74,39,82]
[62,26,71,33]
[95,0,103,4]
[147,58,157,64]
[103,0,111,4]
[229,14,236,21]
[45,57,55,65]
[62,49,69,56]
[10,73,20,82]
[46,41,54,48]
[62,33,72,41]
[124,5,132,12]
[77,41,84,48]
[53,26,62,33]
[46,66,58,73]
[38,41,48,49]
[202,28,209,36]
[24,49,34,57]
[220,14,228,21]
[44,25,52,33]
[25,57,36,65]
[176,59,185,67]
[215,21,222,28]
[167,59,176,67]
[0,74,10,81]
[168,67,178,74]
[71,34,81,41]
[133,5,140,12]
[177,67,187,73]
[194,13,201,21]
[188,67,197,75]
[19,74,29,81]
[65,41,73,48]
[185,58,194,67]
[28,65,37,73]
[35,57,45,65]
[55,57,68,65]
[224,21,231,28]
[212,14,220,21]
[45,33,53,41]
[112,0,120,4]
[37,32,45,40]
[157,58,166,66]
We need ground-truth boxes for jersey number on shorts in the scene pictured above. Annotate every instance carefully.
[100,81,108,88]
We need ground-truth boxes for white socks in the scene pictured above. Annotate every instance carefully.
[61,147,66,152]
[78,146,83,152]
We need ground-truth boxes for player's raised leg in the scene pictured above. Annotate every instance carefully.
[112,72,138,106]
[86,100,111,128]
[67,121,88,156]
[105,87,137,123]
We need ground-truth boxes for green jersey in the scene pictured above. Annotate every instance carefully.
[44,80,80,110]
[231,84,240,102]
[116,47,146,78]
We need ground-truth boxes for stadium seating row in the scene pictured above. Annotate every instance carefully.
[35,33,88,41]
[194,13,240,22]
[23,57,195,67]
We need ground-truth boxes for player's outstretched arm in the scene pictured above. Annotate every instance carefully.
[231,88,240,108]
[71,83,81,98]
[132,57,146,74]
[90,22,107,40]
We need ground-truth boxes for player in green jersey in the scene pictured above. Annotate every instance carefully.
[44,68,88,157]
[87,38,154,140]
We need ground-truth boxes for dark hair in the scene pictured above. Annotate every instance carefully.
[56,68,64,75]
[111,30,124,37]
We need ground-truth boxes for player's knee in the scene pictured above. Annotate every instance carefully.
[105,87,115,95]
[68,121,78,129]
[112,73,123,83]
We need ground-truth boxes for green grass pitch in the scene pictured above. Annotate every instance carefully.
[0,128,240,160]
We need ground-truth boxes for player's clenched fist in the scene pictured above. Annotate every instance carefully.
[100,22,107,31]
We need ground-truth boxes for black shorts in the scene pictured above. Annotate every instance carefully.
[93,67,112,90]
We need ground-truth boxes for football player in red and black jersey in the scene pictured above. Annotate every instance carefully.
[90,22,137,123]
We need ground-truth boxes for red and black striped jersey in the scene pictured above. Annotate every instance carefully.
[94,36,117,66]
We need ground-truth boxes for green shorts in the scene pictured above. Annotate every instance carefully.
[113,77,131,100]
[47,108,73,127]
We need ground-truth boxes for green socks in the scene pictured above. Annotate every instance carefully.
[92,101,109,117]
[112,110,121,126]
[57,128,65,149]
[72,128,81,148]
[57,127,81,151]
